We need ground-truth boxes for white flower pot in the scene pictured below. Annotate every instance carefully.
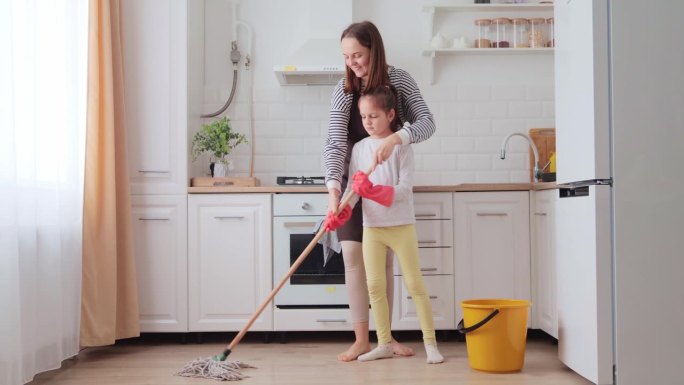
[212,160,232,177]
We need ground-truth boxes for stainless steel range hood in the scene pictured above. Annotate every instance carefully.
[273,38,345,86]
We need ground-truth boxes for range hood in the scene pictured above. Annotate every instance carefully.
[274,38,345,86]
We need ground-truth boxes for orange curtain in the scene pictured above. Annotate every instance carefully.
[80,0,140,347]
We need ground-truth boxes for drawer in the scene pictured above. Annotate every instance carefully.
[392,275,456,330]
[414,192,453,220]
[393,247,453,276]
[415,218,453,248]
[274,308,380,331]
[273,193,328,216]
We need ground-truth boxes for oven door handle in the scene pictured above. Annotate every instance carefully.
[283,221,319,228]
[316,319,347,323]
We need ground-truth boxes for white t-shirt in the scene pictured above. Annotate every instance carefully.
[343,137,415,228]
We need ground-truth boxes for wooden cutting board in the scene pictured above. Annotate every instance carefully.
[529,128,555,182]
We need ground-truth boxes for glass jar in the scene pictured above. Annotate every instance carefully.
[528,18,546,48]
[546,17,555,47]
[492,18,511,48]
[512,18,529,48]
[474,19,492,48]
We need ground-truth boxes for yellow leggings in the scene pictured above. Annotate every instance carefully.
[362,224,436,345]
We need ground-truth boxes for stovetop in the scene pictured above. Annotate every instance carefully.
[276,176,326,186]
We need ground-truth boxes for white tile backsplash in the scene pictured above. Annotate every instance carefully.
[195,1,555,186]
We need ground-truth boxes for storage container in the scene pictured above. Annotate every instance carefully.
[474,19,492,48]
[546,17,555,47]
[528,18,546,48]
[492,18,512,48]
[512,18,529,48]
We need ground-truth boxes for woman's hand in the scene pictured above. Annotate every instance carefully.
[327,188,341,214]
[372,133,402,169]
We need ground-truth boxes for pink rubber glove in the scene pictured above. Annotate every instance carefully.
[323,205,352,232]
[351,171,395,207]
[351,171,374,197]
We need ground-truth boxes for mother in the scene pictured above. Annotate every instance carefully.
[323,20,436,362]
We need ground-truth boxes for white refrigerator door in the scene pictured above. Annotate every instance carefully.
[556,185,613,384]
[610,1,684,384]
[554,0,611,184]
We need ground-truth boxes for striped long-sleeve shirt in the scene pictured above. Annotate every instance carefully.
[323,66,435,191]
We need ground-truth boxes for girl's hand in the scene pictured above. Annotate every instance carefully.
[372,133,402,169]
[327,188,341,214]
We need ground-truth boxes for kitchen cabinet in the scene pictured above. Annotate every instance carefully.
[422,3,553,84]
[130,195,188,332]
[530,189,557,338]
[188,194,272,331]
[453,191,531,322]
[392,193,455,330]
[121,0,188,195]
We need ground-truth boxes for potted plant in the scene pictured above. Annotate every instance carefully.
[191,117,247,177]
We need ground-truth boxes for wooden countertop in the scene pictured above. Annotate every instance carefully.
[187,182,557,194]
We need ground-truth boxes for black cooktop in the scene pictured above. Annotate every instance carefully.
[276,176,326,186]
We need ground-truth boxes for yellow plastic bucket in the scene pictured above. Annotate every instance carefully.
[458,299,531,372]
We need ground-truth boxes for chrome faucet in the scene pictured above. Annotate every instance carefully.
[500,132,542,182]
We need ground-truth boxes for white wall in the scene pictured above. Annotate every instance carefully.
[191,0,555,186]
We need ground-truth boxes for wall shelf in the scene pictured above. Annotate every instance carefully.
[423,2,554,84]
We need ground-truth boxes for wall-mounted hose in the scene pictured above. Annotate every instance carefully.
[200,41,240,119]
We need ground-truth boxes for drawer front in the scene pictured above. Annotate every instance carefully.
[414,192,453,219]
[392,275,456,330]
[274,308,380,331]
[415,218,453,248]
[393,247,454,276]
[273,193,328,216]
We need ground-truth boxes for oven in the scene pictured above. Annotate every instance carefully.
[272,193,348,308]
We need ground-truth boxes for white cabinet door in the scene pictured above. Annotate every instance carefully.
[453,191,531,321]
[131,195,188,332]
[121,0,187,194]
[188,194,272,331]
[531,189,557,338]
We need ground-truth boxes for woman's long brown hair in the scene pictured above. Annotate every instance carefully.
[340,21,389,94]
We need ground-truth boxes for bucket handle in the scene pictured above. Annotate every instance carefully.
[457,309,500,334]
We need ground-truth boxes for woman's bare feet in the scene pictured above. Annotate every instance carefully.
[337,341,372,362]
[391,338,414,356]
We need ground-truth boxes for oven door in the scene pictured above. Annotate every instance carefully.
[273,216,348,307]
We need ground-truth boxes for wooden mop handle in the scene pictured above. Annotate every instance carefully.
[224,172,368,352]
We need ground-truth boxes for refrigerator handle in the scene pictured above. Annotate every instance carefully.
[558,178,612,199]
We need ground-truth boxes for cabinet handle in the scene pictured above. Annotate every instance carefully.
[316,319,347,323]
[301,202,311,210]
[138,217,170,221]
[415,213,437,218]
[534,212,547,216]
[418,240,438,244]
[407,295,438,300]
[283,222,318,228]
[214,216,245,220]
[138,170,170,173]
[477,213,507,217]
[420,267,438,272]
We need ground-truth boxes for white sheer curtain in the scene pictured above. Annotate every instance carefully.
[0,0,88,384]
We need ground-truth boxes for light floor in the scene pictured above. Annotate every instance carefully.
[28,332,592,385]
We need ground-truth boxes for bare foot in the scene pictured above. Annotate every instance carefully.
[391,338,414,357]
[337,341,372,362]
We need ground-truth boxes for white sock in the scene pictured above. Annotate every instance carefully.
[357,343,393,362]
[425,343,444,364]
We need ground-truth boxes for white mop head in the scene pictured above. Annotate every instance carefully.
[176,357,255,381]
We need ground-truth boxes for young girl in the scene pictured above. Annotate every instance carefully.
[324,86,444,364]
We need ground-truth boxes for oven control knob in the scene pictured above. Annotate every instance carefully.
[301,202,310,210]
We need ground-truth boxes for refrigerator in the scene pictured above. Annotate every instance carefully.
[554,1,684,385]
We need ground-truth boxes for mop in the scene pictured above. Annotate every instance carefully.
[175,175,369,381]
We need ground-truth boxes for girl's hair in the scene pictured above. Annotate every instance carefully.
[360,85,401,132]
[340,21,389,94]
